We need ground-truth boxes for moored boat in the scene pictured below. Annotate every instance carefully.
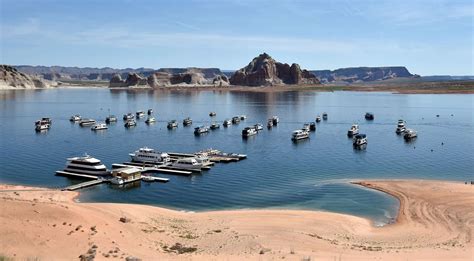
[123,113,134,121]
[254,123,263,131]
[267,119,274,129]
[136,111,145,118]
[167,120,178,129]
[70,115,81,122]
[145,117,156,124]
[347,124,359,137]
[315,116,321,122]
[223,119,232,127]
[129,147,170,164]
[232,116,241,124]
[57,154,109,176]
[404,129,417,140]
[272,116,279,125]
[210,122,220,130]
[194,125,210,135]
[353,134,367,146]
[79,119,96,127]
[171,158,203,171]
[209,112,217,117]
[240,115,247,120]
[365,112,374,120]
[291,129,309,141]
[242,126,257,137]
[105,115,117,124]
[35,123,50,131]
[183,117,193,126]
[309,122,316,131]
[396,120,406,134]
[91,123,108,131]
[302,123,311,132]
[322,113,328,120]
[147,109,153,115]
[124,119,136,128]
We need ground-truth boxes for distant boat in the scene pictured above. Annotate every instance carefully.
[254,123,263,131]
[167,120,178,129]
[322,113,328,120]
[315,116,321,123]
[242,126,257,137]
[57,154,108,176]
[70,115,81,122]
[309,122,316,131]
[183,117,193,126]
[396,120,406,134]
[35,123,50,131]
[365,112,374,120]
[302,123,311,132]
[123,113,134,121]
[210,122,220,130]
[232,116,241,124]
[91,123,108,131]
[129,147,170,164]
[147,109,153,115]
[79,119,96,127]
[240,115,247,120]
[105,115,117,124]
[194,125,210,135]
[267,119,273,129]
[136,111,145,118]
[223,119,232,127]
[209,112,217,117]
[291,129,309,141]
[353,134,367,146]
[404,129,417,140]
[272,116,279,125]
[124,119,136,128]
[347,124,359,137]
[145,117,156,124]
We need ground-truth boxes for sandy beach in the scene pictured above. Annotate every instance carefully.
[0,180,472,260]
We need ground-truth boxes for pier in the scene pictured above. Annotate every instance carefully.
[112,163,193,176]
[62,179,105,191]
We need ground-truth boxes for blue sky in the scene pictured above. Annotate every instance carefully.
[0,0,472,75]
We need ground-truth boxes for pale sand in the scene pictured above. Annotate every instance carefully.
[0,180,472,260]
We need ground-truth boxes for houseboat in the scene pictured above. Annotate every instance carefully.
[347,124,359,137]
[70,115,81,122]
[210,122,220,130]
[171,158,203,171]
[309,122,316,131]
[240,115,247,120]
[267,119,273,129]
[353,134,368,146]
[254,123,263,131]
[315,116,321,122]
[396,120,406,134]
[57,154,109,176]
[123,113,134,121]
[35,118,52,126]
[35,123,50,131]
[322,113,328,120]
[129,147,170,164]
[136,111,146,118]
[124,119,137,128]
[242,126,257,137]
[105,115,117,124]
[223,119,232,127]
[404,129,417,140]
[145,117,156,124]
[232,116,241,124]
[147,109,153,115]
[91,123,108,131]
[291,129,309,141]
[272,116,279,125]
[365,112,374,120]
[79,119,96,127]
[209,112,217,117]
[183,117,193,126]
[111,167,141,184]
[302,123,311,132]
[194,125,210,135]
[167,120,178,129]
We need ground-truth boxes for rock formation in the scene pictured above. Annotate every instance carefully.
[311,67,415,83]
[0,65,57,89]
[229,53,320,86]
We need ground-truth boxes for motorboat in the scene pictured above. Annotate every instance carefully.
[129,147,170,164]
[267,119,273,129]
[209,112,217,117]
[35,123,50,131]
[124,119,137,128]
[347,124,359,137]
[404,129,417,140]
[302,123,311,132]
[396,120,406,134]
[136,111,146,118]
[79,119,96,127]
[167,120,178,129]
[322,113,328,120]
[309,122,316,131]
[70,115,81,122]
[194,125,210,135]
[240,115,247,120]
[171,158,203,171]
[232,116,241,124]
[183,117,193,126]
[145,117,156,124]
[223,119,232,127]
[91,123,108,131]
[272,116,279,125]
[123,113,134,121]
[315,116,321,123]
[147,109,153,115]
[105,115,117,124]
[353,134,368,146]
[58,154,109,176]
[254,123,263,131]
[291,129,309,141]
[242,126,257,137]
[365,112,374,120]
[35,118,52,126]
[210,123,220,130]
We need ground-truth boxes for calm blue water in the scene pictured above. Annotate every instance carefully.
[1,89,473,226]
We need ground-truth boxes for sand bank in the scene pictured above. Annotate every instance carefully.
[0,180,472,260]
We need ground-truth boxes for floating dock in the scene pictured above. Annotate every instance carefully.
[55,171,100,180]
[112,163,193,176]
[62,179,105,191]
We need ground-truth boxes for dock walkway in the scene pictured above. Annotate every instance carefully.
[62,179,104,191]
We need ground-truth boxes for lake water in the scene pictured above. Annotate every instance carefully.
[1,89,473,226]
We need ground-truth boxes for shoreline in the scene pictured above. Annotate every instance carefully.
[1,179,472,260]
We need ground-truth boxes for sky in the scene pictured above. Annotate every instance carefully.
[0,0,472,75]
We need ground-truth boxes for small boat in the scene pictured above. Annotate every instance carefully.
[223,119,232,127]
[167,120,178,129]
[242,126,257,137]
[35,123,50,131]
[105,115,117,124]
[209,112,217,117]
[272,116,279,125]
[129,147,170,164]
[322,113,328,120]
[365,112,374,120]
[183,117,193,126]
[267,119,273,129]
[35,118,52,126]
[171,157,203,171]
[404,129,417,140]
[91,123,108,131]
[347,124,359,137]
[396,120,406,134]
[123,113,134,121]
[110,176,124,185]
[309,122,316,131]
[240,115,247,120]
[141,175,155,182]
[136,111,146,118]
[353,134,367,146]
[302,123,311,132]
[210,122,220,130]
[147,109,153,115]
[315,116,321,123]
[70,115,81,122]
[254,123,263,131]
[79,119,96,127]
[232,116,241,124]
[124,119,136,128]
[291,129,309,141]
[194,125,210,135]
[145,117,156,124]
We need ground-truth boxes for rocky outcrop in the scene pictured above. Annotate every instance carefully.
[212,75,229,86]
[0,65,57,89]
[311,67,415,83]
[109,73,147,87]
[229,53,319,86]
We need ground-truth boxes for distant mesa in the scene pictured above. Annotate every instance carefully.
[0,65,57,89]
[311,67,417,83]
[229,53,320,86]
